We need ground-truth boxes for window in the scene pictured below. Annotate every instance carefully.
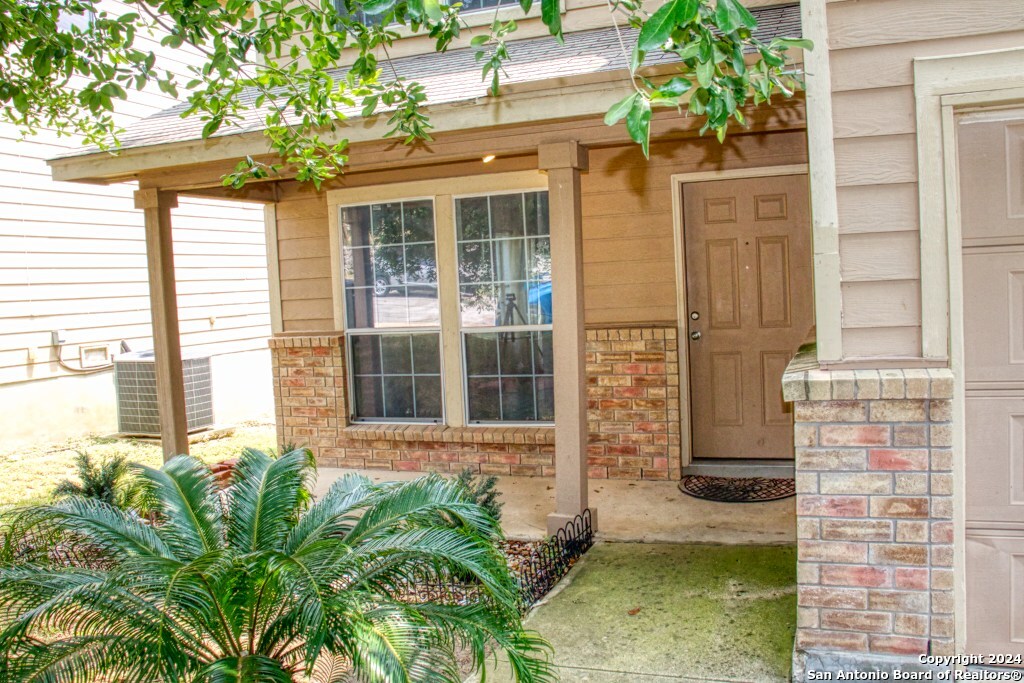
[456,191,553,422]
[333,172,552,425]
[341,200,442,422]
[333,0,506,25]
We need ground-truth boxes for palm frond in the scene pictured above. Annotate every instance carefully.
[136,455,224,559]
[226,448,314,554]
[199,655,295,683]
[346,475,502,545]
[283,473,374,555]
[18,497,172,561]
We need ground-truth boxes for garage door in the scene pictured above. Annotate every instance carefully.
[960,108,1024,657]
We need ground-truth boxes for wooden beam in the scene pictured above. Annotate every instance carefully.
[134,188,190,461]
[125,97,805,192]
[175,183,280,203]
[540,140,596,534]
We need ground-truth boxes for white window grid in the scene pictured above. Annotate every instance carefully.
[334,178,552,427]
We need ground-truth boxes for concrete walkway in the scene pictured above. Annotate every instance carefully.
[486,542,798,683]
[314,469,795,545]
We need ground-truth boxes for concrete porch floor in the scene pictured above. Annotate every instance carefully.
[313,469,796,545]
[486,542,798,683]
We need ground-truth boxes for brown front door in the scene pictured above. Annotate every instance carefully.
[960,109,1024,657]
[683,175,813,459]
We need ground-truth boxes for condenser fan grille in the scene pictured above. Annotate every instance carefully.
[114,354,214,436]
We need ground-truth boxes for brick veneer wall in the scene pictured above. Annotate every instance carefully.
[783,352,956,663]
[585,327,681,480]
[269,326,680,480]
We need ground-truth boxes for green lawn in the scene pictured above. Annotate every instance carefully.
[0,423,278,508]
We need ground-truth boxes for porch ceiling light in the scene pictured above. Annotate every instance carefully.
[481,154,496,163]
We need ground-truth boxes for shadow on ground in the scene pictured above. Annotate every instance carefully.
[484,542,797,683]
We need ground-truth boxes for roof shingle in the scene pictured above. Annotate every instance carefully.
[92,3,801,154]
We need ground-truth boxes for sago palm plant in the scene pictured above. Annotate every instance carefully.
[0,448,555,682]
[52,450,143,511]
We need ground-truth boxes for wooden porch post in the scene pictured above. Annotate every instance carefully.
[539,141,597,534]
[134,188,189,461]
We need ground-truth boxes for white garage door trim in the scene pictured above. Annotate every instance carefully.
[916,46,1024,656]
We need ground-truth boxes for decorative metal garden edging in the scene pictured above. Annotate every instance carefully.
[401,508,594,613]
[514,508,594,610]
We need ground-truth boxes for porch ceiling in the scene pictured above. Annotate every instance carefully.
[46,4,801,185]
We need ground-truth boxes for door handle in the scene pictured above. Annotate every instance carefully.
[690,331,702,341]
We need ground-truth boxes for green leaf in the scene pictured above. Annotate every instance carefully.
[361,0,398,15]
[770,37,814,51]
[658,76,691,97]
[201,117,222,139]
[715,0,757,33]
[361,95,379,117]
[630,43,646,71]
[470,34,489,47]
[423,0,443,22]
[675,41,700,61]
[541,0,562,38]
[604,92,638,126]
[625,95,652,158]
[637,0,698,52]
[696,58,714,87]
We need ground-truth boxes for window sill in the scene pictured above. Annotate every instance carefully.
[342,423,554,445]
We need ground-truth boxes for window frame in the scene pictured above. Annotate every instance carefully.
[337,195,444,424]
[331,0,547,32]
[452,187,554,424]
[327,171,549,427]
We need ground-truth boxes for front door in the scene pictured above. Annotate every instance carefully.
[683,175,813,459]
[960,109,1024,657]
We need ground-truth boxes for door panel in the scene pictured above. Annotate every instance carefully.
[965,395,1024,527]
[966,532,1024,656]
[960,109,1024,658]
[684,175,812,459]
[963,248,1024,385]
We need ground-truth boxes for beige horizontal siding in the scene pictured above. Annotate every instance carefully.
[276,191,334,332]
[1,128,269,383]
[823,0,1024,359]
[826,0,1024,50]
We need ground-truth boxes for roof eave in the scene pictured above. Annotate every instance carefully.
[47,68,645,185]
[47,51,804,185]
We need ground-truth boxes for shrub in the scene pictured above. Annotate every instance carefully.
[52,450,142,510]
[0,449,553,682]
[456,467,504,523]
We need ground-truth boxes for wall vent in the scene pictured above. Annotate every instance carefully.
[113,351,214,436]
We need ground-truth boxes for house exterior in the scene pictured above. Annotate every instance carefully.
[1,2,274,446]
[43,0,1024,677]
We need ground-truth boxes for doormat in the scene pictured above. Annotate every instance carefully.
[679,475,795,503]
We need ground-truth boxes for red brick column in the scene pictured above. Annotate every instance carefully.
[784,357,955,662]
[269,335,345,452]
[585,327,681,481]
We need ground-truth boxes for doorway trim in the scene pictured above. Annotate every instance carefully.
[669,163,809,467]
[914,46,1024,656]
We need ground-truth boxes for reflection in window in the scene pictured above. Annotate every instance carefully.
[341,200,442,422]
[348,333,443,421]
[342,200,439,329]
[456,191,551,328]
[464,331,553,422]
[456,191,553,423]
[333,0,507,25]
